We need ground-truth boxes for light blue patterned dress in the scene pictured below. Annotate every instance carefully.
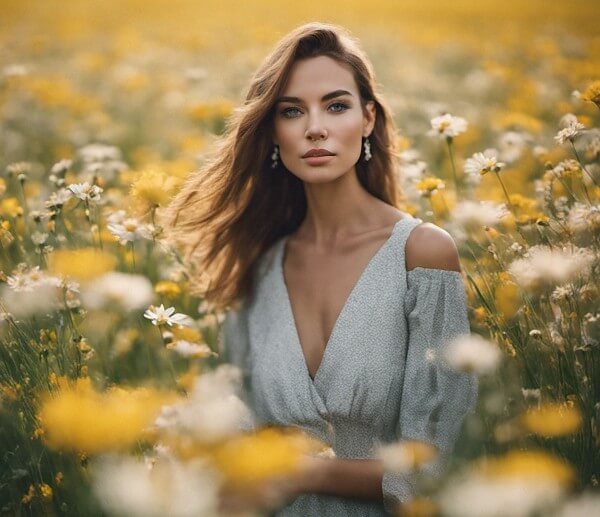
[220,216,478,516]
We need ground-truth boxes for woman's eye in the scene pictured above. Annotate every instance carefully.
[280,102,349,118]
[281,107,302,118]
[328,102,349,112]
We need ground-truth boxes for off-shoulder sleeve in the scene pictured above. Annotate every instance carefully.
[219,297,256,431]
[381,267,479,514]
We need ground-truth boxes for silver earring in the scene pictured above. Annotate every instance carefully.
[271,144,280,169]
[363,137,372,162]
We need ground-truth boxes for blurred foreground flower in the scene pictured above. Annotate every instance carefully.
[209,426,329,488]
[81,272,154,311]
[438,450,575,517]
[444,334,502,375]
[376,439,439,474]
[39,378,176,454]
[91,454,220,517]
[47,248,117,282]
[155,364,255,443]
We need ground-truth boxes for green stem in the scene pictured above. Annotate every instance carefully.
[571,140,600,187]
[494,171,512,207]
[129,242,136,272]
[446,137,459,192]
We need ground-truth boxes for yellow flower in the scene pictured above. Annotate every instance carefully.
[416,177,445,198]
[187,99,233,122]
[183,427,329,488]
[39,380,176,454]
[130,169,181,212]
[21,485,35,504]
[21,483,52,504]
[521,402,582,437]
[39,483,53,501]
[0,198,23,218]
[47,248,116,282]
[155,280,182,298]
[0,224,14,247]
[476,450,575,488]
[172,325,203,343]
[402,497,438,517]
[492,111,543,134]
[580,80,600,107]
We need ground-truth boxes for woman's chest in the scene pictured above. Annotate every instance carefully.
[246,247,410,422]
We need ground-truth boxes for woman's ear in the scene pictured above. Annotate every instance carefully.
[363,100,376,137]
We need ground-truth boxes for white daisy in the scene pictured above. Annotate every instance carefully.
[554,120,585,145]
[67,182,103,204]
[45,188,73,209]
[31,232,49,245]
[107,218,153,246]
[428,113,468,139]
[143,304,190,327]
[464,149,505,181]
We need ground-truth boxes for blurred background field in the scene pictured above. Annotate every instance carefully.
[1,1,599,516]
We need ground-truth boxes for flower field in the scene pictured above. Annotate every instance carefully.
[0,0,599,515]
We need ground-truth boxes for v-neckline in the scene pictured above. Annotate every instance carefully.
[278,217,411,385]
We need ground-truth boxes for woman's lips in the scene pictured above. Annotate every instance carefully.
[302,155,335,166]
[302,148,336,158]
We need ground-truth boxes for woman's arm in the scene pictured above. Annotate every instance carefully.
[296,457,385,501]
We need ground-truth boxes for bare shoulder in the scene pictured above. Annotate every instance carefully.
[405,222,462,272]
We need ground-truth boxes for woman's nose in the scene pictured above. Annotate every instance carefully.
[305,116,328,141]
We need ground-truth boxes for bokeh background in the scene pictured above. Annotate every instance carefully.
[1,1,599,516]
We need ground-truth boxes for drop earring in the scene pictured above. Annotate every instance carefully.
[363,137,372,162]
[271,144,280,169]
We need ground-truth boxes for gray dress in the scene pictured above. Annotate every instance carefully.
[220,216,478,516]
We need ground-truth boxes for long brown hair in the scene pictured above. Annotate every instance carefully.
[163,21,405,310]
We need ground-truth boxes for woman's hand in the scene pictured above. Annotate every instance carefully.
[217,476,300,515]
[217,456,330,515]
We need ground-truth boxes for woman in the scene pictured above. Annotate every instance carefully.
[165,21,478,516]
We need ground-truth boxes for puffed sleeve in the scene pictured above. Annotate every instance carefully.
[219,297,256,431]
[381,267,479,514]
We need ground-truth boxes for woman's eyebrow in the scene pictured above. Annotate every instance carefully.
[276,89,353,104]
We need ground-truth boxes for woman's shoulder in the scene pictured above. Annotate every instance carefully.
[404,221,462,273]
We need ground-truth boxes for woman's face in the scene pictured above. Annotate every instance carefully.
[272,55,376,183]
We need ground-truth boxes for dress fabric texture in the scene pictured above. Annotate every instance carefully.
[220,216,479,516]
